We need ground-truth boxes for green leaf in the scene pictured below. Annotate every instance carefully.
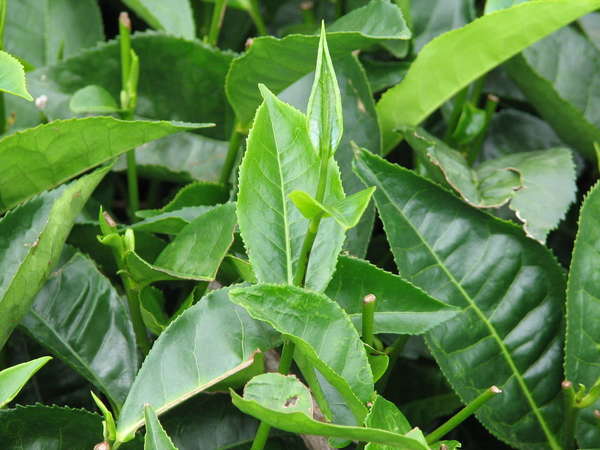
[307,23,343,156]
[227,0,410,128]
[132,206,213,235]
[22,252,138,408]
[0,51,32,101]
[0,405,143,450]
[231,373,428,450]
[364,395,412,450]
[115,287,280,443]
[289,187,375,229]
[139,286,169,335]
[69,85,120,114]
[565,181,600,447]
[237,88,345,291]
[325,256,459,335]
[0,117,207,211]
[138,182,229,216]
[229,284,373,421]
[0,166,109,349]
[579,11,600,50]
[377,0,600,152]
[123,0,195,39]
[5,0,104,69]
[506,25,600,159]
[411,0,474,51]
[20,33,233,139]
[0,356,51,408]
[361,58,409,93]
[404,127,577,242]
[354,149,566,449]
[91,391,117,442]
[144,405,179,450]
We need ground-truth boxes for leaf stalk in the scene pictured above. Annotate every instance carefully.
[248,0,267,35]
[361,294,376,348]
[207,0,228,46]
[220,121,245,185]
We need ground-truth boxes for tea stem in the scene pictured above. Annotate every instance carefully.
[248,0,267,35]
[207,0,228,46]
[443,87,468,142]
[425,386,502,444]
[362,294,376,348]
[467,94,498,165]
[561,381,578,450]
[376,334,409,392]
[220,122,244,185]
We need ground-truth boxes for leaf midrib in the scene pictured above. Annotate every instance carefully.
[371,169,560,449]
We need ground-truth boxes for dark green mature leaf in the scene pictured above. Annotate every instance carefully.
[237,88,345,291]
[5,0,104,69]
[132,207,212,235]
[0,166,109,349]
[377,0,600,152]
[364,395,412,450]
[404,127,576,242]
[354,150,565,449]
[506,26,600,160]
[0,51,32,101]
[16,33,233,139]
[580,12,600,49]
[231,373,428,449]
[144,405,179,450]
[279,54,380,258]
[0,118,206,211]
[0,356,51,408]
[123,0,195,39]
[115,287,280,443]
[565,182,600,447]
[325,256,459,335]
[229,284,373,420]
[227,0,410,128]
[360,58,409,93]
[21,252,138,409]
[411,0,474,52]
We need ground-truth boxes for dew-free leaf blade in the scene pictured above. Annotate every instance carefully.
[116,287,280,442]
[565,182,600,447]
[0,356,51,408]
[0,165,110,349]
[229,284,372,421]
[231,373,428,450]
[21,252,138,408]
[364,395,412,450]
[377,0,600,152]
[325,256,459,335]
[354,149,565,449]
[123,0,195,39]
[69,84,120,114]
[144,405,179,450]
[0,117,207,211]
[0,51,32,101]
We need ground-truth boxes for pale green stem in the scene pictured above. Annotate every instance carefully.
[219,122,244,185]
[362,294,376,348]
[248,0,267,35]
[561,381,577,450]
[467,94,499,166]
[443,87,468,142]
[207,0,228,46]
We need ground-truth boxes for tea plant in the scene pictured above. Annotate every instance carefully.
[3,1,600,449]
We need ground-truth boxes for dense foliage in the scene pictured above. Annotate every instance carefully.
[2,1,600,449]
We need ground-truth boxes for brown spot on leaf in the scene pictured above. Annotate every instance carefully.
[284,395,298,408]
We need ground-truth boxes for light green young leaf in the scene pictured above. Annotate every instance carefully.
[289,187,375,230]
[144,405,179,450]
[237,87,345,290]
[139,286,169,336]
[122,0,195,39]
[0,51,32,101]
[91,391,117,442]
[137,182,229,217]
[229,284,373,422]
[307,23,343,156]
[231,373,428,450]
[0,356,51,408]
[116,287,280,443]
[365,395,412,450]
[506,25,600,160]
[404,127,576,242]
[69,85,120,114]
[22,252,138,408]
[0,117,209,211]
[0,165,109,349]
[325,256,459,335]
[565,181,600,446]
[354,149,565,449]
[377,0,600,152]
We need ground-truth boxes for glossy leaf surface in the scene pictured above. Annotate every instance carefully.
[237,89,344,290]
[0,356,51,407]
[325,256,458,335]
[144,405,179,450]
[377,0,600,151]
[411,0,474,52]
[229,284,373,418]
[354,150,565,449]
[123,0,195,39]
[116,287,280,442]
[565,181,600,446]
[0,51,32,101]
[22,252,138,408]
[0,166,109,349]
[0,118,205,211]
[506,26,600,159]
[231,373,428,450]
